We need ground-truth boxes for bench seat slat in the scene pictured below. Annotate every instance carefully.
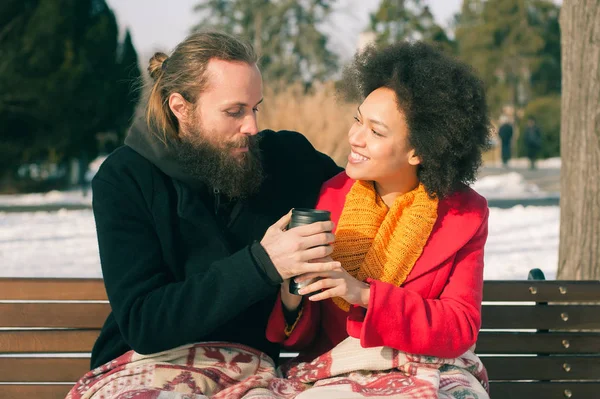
[481,305,600,329]
[0,303,110,328]
[0,358,89,382]
[483,281,600,302]
[0,278,107,300]
[0,330,100,353]
[0,384,73,399]
[483,356,600,380]
[489,382,600,399]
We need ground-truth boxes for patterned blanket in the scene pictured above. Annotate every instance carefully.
[66,338,489,399]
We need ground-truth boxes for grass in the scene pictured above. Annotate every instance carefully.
[259,83,355,166]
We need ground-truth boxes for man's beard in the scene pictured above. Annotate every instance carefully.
[174,126,264,200]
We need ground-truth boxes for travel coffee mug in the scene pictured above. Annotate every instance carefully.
[288,208,332,295]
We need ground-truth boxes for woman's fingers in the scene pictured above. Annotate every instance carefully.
[307,287,339,301]
[298,277,340,296]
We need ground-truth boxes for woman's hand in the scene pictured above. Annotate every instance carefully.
[296,263,371,308]
[280,279,302,311]
[279,255,335,311]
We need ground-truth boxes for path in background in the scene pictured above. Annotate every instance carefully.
[479,166,560,193]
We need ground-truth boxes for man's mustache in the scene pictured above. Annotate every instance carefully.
[226,135,259,149]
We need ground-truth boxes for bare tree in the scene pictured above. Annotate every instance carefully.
[557,0,600,279]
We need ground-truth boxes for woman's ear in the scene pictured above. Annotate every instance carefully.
[168,93,189,123]
[408,149,422,166]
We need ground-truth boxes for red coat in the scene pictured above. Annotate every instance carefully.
[266,172,489,360]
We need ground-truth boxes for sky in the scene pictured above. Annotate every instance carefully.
[104,0,463,62]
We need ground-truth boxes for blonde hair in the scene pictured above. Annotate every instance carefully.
[146,31,258,141]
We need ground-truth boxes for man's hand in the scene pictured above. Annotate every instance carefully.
[260,211,339,281]
[295,264,371,308]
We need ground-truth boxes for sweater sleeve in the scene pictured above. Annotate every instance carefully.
[266,292,321,350]
[348,210,488,358]
[92,170,279,355]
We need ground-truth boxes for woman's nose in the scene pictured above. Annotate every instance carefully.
[348,126,365,147]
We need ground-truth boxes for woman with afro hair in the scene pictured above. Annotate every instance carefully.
[267,41,491,398]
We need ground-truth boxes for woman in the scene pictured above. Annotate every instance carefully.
[266,41,491,398]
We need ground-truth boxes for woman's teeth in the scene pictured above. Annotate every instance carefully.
[350,151,369,161]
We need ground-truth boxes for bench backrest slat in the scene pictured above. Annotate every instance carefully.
[3,279,600,302]
[482,281,600,302]
[0,303,110,329]
[0,330,100,353]
[476,332,600,354]
[490,382,600,399]
[482,356,600,380]
[481,305,600,329]
[0,384,73,399]
[0,357,90,382]
[0,278,107,300]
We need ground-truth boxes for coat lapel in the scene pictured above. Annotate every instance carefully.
[403,190,486,283]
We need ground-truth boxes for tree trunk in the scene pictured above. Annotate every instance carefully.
[557,0,600,279]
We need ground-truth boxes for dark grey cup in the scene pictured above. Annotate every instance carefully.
[288,208,332,295]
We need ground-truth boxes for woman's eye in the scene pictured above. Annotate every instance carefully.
[371,129,383,137]
[353,116,361,124]
[252,107,259,113]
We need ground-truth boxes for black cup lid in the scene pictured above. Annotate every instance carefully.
[291,208,331,224]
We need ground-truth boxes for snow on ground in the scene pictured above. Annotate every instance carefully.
[472,172,544,199]
[485,206,558,280]
[0,190,92,207]
[0,206,560,280]
[0,209,100,278]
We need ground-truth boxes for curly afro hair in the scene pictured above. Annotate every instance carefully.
[338,41,491,199]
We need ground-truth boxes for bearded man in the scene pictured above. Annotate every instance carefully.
[87,31,341,381]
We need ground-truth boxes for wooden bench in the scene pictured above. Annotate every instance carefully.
[1,270,599,399]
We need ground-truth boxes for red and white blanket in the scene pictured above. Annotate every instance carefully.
[66,338,489,399]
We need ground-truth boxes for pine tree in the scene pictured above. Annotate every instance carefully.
[192,0,338,85]
[0,0,141,185]
[369,0,453,51]
[454,0,552,115]
[113,30,141,142]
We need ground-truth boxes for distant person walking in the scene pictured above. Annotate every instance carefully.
[524,116,542,169]
[498,116,513,168]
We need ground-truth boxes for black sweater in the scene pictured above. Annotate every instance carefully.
[90,129,341,369]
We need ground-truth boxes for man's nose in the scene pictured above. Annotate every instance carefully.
[241,114,259,136]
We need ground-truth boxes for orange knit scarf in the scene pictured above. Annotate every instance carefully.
[331,180,439,311]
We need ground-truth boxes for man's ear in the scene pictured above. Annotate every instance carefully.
[168,93,189,122]
[408,149,422,166]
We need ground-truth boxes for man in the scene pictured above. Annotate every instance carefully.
[497,115,513,168]
[77,32,342,396]
[524,116,542,169]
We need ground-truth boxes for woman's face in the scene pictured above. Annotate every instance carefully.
[346,87,421,187]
